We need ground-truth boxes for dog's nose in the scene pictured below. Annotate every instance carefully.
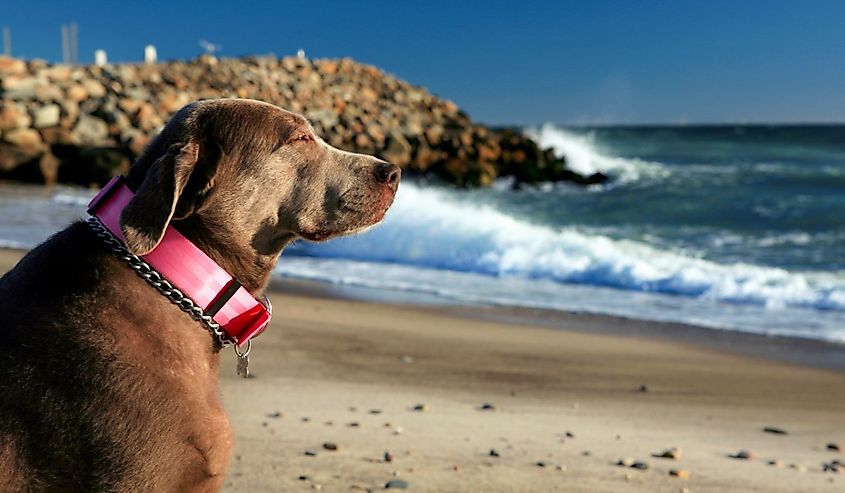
[374,162,401,190]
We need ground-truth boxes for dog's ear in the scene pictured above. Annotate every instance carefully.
[120,141,200,256]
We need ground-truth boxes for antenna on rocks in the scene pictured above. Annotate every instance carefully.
[61,25,70,63]
[70,22,78,64]
[2,27,10,56]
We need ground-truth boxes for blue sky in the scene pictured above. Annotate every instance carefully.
[3,0,844,125]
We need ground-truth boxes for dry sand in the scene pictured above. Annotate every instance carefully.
[2,249,843,492]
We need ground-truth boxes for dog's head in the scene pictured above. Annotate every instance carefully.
[119,99,400,286]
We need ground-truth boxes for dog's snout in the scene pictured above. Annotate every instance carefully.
[374,162,401,189]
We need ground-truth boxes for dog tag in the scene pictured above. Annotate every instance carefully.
[236,353,249,378]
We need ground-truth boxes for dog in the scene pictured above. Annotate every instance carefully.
[0,99,400,492]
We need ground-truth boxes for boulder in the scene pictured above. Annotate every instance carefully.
[32,104,61,128]
[71,114,110,146]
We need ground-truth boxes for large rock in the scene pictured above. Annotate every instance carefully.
[32,104,61,128]
[71,114,110,146]
[0,103,32,131]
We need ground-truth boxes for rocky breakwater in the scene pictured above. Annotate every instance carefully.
[0,55,607,187]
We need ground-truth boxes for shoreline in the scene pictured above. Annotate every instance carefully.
[3,245,845,373]
[273,276,845,373]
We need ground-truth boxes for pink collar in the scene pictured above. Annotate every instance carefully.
[87,176,271,347]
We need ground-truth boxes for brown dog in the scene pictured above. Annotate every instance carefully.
[0,99,400,492]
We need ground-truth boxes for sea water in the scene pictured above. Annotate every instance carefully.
[2,124,844,343]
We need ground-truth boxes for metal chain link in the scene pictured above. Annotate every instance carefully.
[86,216,233,348]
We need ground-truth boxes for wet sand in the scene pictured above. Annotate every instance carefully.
[2,248,843,492]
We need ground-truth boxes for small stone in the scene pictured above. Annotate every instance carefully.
[301,417,311,423]
[312,485,322,491]
[349,406,358,412]
[393,426,404,435]
[639,384,649,392]
[384,479,409,489]
[828,443,842,452]
[304,449,318,457]
[411,404,428,412]
[267,411,282,418]
[323,442,339,451]
[324,421,333,426]
[617,457,635,467]
[369,409,383,415]
[479,403,496,411]
[763,426,788,435]
[624,473,632,481]
[384,451,395,463]
[768,459,784,468]
[565,431,575,438]
[489,449,500,457]
[653,447,682,460]
[670,469,691,479]
[823,462,842,473]
[790,463,808,473]
[399,355,414,363]
[582,450,591,456]
[452,464,459,471]
[630,461,649,471]
[555,464,567,471]
[535,461,548,468]
[298,475,309,481]
[730,450,753,460]
[347,422,360,428]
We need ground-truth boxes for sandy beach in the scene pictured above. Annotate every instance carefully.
[2,248,843,492]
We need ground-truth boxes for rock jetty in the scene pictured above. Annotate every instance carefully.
[0,55,607,187]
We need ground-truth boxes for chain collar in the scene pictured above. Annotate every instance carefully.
[87,216,248,348]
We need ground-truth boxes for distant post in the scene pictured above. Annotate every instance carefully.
[2,27,10,56]
[61,25,70,63]
[95,49,107,66]
[69,22,78,64]
[144,45,157,64]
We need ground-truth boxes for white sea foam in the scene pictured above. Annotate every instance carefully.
[288,182,845,313]
[524,123,668,183]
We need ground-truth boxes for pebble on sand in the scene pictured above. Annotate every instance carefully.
[763,426,788,435]
[347,422,360,428]
[670,469,691,479]
[267,411,282,418]
[384,479,410,489]
[384,451,395,463]
[828,442,842,452]
[323,442,339,451]
[638,384,649,392]
[370,409,383,415]
[304,450,318,457]
[399,355,414,363]
[489,449,500,457]
[479,402,496,411]
[653,447,682,460]
[729,450,754,460]
[617,458,635,467]
[789,463,808,473]
[767,459,784,468]
[411,404,428,412]
[630,461,649,471]
[565,431,575,438]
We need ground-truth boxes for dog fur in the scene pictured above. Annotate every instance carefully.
[0,99,400,492]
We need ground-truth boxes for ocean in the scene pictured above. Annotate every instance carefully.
[2,124,844,343]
